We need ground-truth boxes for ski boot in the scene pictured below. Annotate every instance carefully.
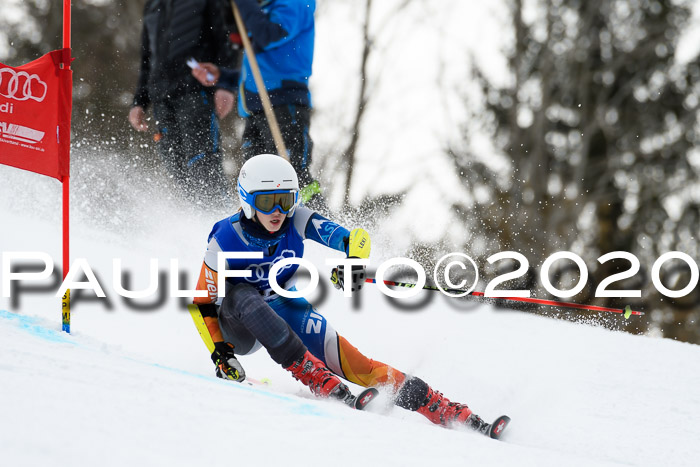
[285,350,353,402]
[416,386,511,439]
[399,378,510,439]
[415,385,475,428]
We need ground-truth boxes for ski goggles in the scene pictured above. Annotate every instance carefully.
[249,190,298,214]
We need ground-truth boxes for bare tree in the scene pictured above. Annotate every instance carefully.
[332,0,411,208]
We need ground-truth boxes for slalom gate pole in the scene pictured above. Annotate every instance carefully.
[230,1,289,160]
[365,277,644,318]
[61,0,72,333]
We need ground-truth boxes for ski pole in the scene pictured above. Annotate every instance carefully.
[364,277,644,318]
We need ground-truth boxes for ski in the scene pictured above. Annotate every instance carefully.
[240,376,271,388]
[353,387,379,410]
[336,387,379,410]
[487,415,510,440]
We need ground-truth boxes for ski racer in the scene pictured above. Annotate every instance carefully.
[192,153,507,437]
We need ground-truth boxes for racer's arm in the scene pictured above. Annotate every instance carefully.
[193,263,224,342]
[293,206,371,293]
[193,238,246,381]
[193,238,224,343]
[293,206,371,259]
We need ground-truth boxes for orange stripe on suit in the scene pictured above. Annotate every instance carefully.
[337,335,405,391]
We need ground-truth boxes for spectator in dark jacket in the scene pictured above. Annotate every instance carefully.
[129,0,240,205]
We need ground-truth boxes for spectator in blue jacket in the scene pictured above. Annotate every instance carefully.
[190,0,323,207]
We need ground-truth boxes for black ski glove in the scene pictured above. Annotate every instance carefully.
[330,262,366,293]
[211,341,246,382]
[330,229,370,293]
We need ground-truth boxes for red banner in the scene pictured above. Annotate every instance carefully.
[0,49,72,180]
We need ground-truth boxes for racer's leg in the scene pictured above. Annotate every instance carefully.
[268,295,406,391]
[218,283,350,398]
[218,283,305,365]
[267,295,482,427]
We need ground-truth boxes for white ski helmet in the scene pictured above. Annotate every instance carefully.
[237,154,300,219]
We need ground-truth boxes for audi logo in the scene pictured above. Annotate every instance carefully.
[0,68,48,102]
[245,250,297,283]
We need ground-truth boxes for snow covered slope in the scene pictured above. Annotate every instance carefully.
[3,292,700,467]
[2,162,700,467]
[2,173,700,466]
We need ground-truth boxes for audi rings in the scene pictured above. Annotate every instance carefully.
[0,68,48,102]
